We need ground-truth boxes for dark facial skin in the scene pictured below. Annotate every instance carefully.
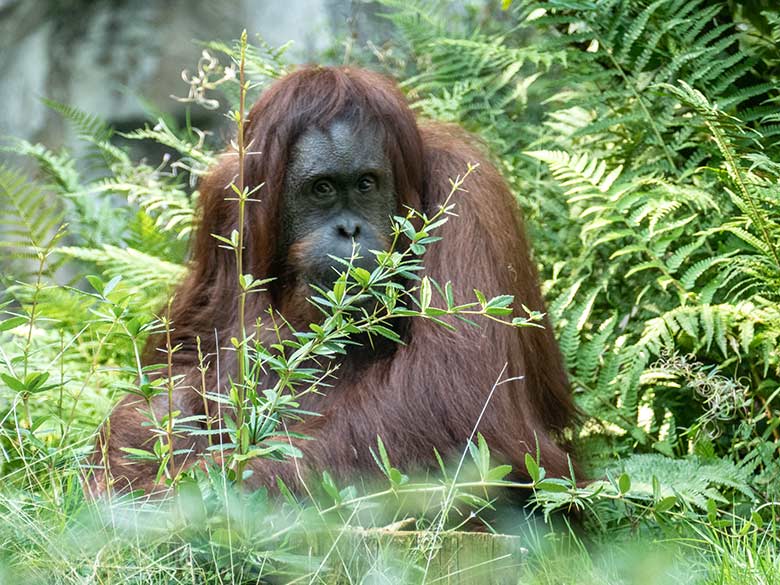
[280,119,397,291]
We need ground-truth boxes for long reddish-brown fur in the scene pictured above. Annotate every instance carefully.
[89,66,576,496]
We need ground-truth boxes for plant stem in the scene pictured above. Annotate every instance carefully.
[234,29,249,487]
[164,301,177,482]
[196,337,213,448]
[20,252,47,430]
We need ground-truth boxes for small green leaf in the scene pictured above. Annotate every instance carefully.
[321,470,341,503]
[618,473,631,494]
[1,373,25,393]
[525,453,540,482]
[706,498,718,522]
[486,464,513,481]
[372,436,391,475]
[121,447,158,461]
[444,282,454,308]
[655,496,677,513]
[486,295,514,309]
[536,480,568,493]
[477,433,490,475]
[211,233,234,246]
[371,325,401,343]
[103,275,122,296]
[262,441,302,459]
[389,468,408,486]
[86,275,103,294]
[419,276,432,311]
[333,278,346,302]
[0,316,27,332]
[351,267,371,286]
[485,306,513,317]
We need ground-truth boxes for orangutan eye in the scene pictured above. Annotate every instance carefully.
[357,175,376,193]
[312,179,336,198]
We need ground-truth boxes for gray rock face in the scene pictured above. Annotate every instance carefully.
[0,0,387,153]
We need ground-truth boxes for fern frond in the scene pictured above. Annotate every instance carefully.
[526,150,623,195]
[94,173,195,239]
[575,315,617,384]
[120,119,216,176]
[610,454,754,509]
[680,255,736,290]
[57,245,186,293]
[0,165,65,253]
[1,139,81,194]
[558,285,602,365]
[206,32,291,82]
[41,99,128,165]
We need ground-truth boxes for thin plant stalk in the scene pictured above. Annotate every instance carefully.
[164,299,178,482]
[233,30,250,487]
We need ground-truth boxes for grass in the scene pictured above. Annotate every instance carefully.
[0,423,777,584]
[2,12,780,583]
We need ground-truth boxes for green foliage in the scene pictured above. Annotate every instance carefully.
[373,0,780,527]
[0,164,65,271]
[609,454,754,509]
[2,3,780,582]
[0,32,552,583]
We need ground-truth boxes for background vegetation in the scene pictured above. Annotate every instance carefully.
[1,0,779,583]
